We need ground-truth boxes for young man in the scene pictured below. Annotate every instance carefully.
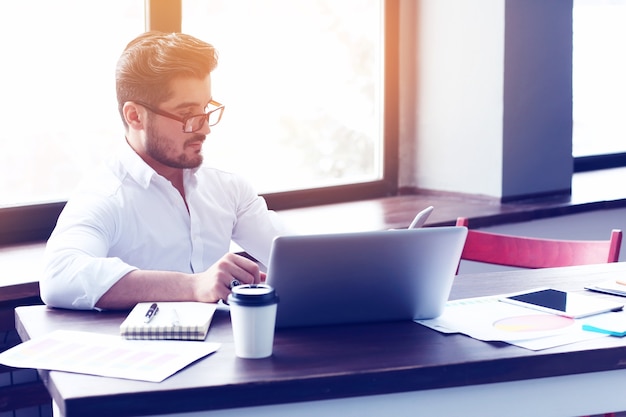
[41,32,287,310]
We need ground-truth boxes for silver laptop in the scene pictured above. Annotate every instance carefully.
[265,226,468,328]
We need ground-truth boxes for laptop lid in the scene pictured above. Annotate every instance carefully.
[265,226,468,328]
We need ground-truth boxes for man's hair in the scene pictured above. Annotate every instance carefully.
[115,31,218,127]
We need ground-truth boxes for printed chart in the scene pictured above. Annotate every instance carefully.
[493,314,574,332]
[0,330,220,382]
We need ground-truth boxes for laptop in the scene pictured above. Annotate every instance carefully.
[265,226,468,328]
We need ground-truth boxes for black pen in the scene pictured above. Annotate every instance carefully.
[144,303,158,323]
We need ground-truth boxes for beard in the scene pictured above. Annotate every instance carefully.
[145,120,205,169]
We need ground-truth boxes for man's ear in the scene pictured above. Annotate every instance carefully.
[122,102,145,130]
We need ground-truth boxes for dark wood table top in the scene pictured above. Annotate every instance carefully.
[15,262,626,417]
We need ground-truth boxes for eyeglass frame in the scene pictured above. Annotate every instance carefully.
[132,99,225,133]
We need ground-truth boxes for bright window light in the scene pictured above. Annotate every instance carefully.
[0,1,144,207]
[182,0,384,194]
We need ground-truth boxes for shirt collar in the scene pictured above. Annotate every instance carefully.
[118,140,156,189]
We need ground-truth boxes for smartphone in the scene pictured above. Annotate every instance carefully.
[500,288,624,318]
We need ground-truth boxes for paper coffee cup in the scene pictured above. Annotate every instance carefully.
[228,284,279,359]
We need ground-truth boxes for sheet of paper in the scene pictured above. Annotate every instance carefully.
[0,330,220,382]
[585,280,626,297]
[416,294,607,350]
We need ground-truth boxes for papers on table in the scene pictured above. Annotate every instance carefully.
[582,311,626,336]
[0,330,220,382]
[585,279,626,297]
[416,293,616,350]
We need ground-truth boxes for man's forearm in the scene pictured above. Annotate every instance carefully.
[95,269,198,310]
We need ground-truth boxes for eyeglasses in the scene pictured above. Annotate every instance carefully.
[134,100,225,133]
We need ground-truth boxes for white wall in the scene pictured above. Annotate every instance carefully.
[399,0,573,201]
[416,0,504,197]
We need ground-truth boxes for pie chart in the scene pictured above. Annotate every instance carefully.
[493,314,575,332]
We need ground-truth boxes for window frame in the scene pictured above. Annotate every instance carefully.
[572,1,626,173]
[574,153,626,173]
[0,0,399,245]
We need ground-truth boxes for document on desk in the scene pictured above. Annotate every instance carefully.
[416,293,608,350]
[0,330,220,382]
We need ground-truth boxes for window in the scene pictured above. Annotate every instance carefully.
[0,0,398,244]
[183,0,386,197]
[573,0,626,168]
[0,1,144,208]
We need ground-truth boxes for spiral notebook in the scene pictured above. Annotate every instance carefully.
[120,302,217,341]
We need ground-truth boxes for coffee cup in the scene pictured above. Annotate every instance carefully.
[227,284,279,359]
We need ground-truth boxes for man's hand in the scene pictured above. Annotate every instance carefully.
[194,253,264,303]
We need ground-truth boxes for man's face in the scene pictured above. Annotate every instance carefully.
[142,75,213,170]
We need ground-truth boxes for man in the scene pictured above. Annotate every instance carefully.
[41,32,287,310]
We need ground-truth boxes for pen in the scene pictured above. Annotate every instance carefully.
[170,308,180,327]
[144,303,158,323]
[617,280,626,286]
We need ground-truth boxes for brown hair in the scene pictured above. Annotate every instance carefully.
[115,31,218,127]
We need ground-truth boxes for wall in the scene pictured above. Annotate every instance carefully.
[399,0,573,201]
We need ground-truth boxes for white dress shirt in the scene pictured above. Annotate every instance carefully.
[41,142,287,310]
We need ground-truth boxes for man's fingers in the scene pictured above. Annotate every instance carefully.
[223,253,262,286]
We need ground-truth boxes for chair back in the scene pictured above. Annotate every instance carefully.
[456,217,622,269]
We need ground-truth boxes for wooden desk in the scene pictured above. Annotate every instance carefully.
[0,242,49,414]
[0,242,44,330]
[15,262,626,417]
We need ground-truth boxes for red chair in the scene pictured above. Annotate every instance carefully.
[455,217,622,269]
[456,217,622,417]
